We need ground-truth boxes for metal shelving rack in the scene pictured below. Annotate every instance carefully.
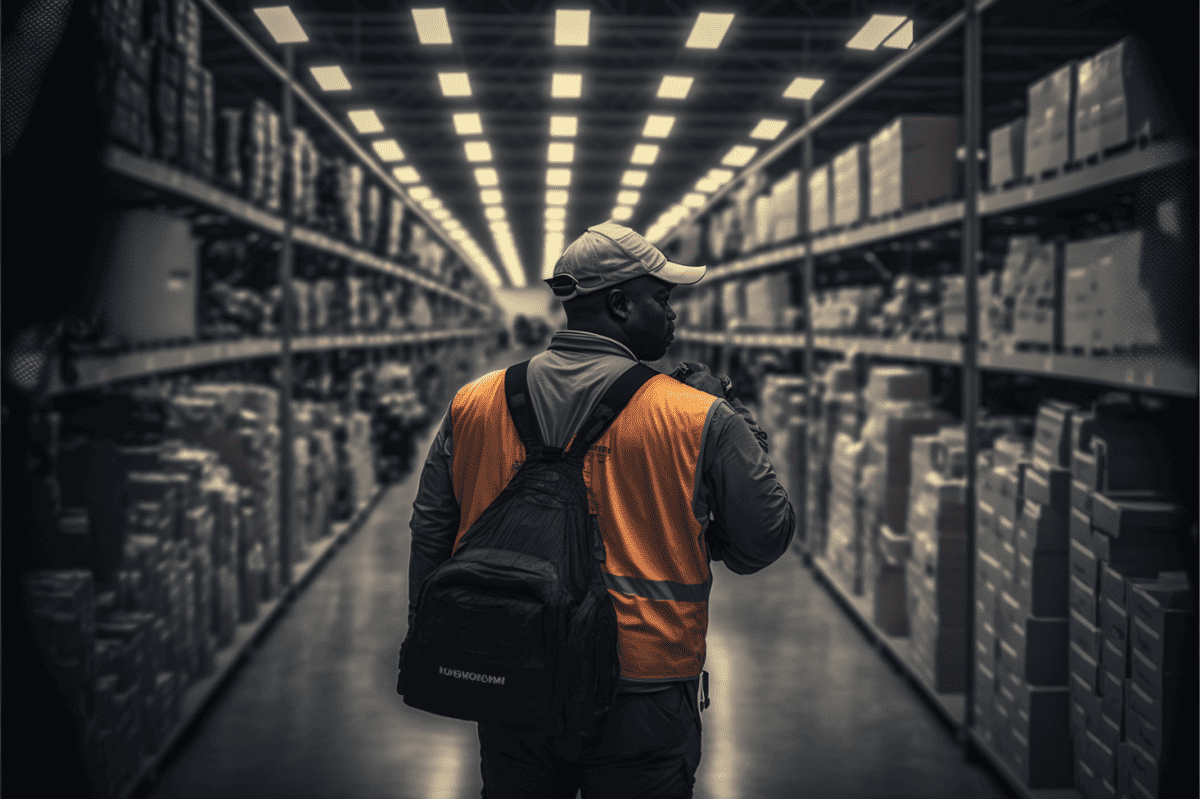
[659,3,1196,798]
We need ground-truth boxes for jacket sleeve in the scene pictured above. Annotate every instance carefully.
[407,407,461,628]
[699,401,795,575]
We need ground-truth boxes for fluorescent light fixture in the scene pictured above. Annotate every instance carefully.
[555,10,590,46]
[846,14,906,50]
[254,6,308,44]
[485,206,506,220]
[547,142,575,163]
[546,219,566,233]
[546,168,572,187]
[453,113,483,135]
[438,72,472,96]
[309,65,350,91]
[882,19,913,49]
[707,167,734,184]
[682,193,706,208]
[617,190,640,206]
[685,12,734,49]
[489,220,510,233]
[545,207,566,220]
[782,77,825,100]
[450,229,469,241]
[464,141,493,162]
[750,119,787,140]
[621,170,648,187]
[443,218,462,230]
[371,139,405,162]
[432,208,451,220]
[409,186,433,200]
[348,109,384,134]
[393,166,420,184]
[420,197,443,210]
[474,168,499,186]
[543,233,566,279]
[546,189,569,205]
[695,178,720,192]
[552,74,582,98]
[657,76,693,99]
[642,115,675,138]
[412,8,453,44]
[630,144,660,165]
[611,206,634,222]
[721,145,757,167]
[550,115,578,137]
[480,189,503,205]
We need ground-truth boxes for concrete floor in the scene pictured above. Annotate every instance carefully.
[148,349,1011,799]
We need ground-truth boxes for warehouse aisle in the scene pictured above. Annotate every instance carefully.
[148,350,1010,799]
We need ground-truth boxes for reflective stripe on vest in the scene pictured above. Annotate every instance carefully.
[449,367,717,681]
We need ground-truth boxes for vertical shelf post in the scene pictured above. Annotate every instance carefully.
[278,43,296,590]
[960,0,982,744]
[802,97,817,563]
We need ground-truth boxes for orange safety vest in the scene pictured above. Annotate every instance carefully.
[449,368,718,682]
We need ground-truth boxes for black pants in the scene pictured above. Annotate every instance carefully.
[478,680,702,799]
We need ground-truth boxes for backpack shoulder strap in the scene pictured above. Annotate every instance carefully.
[504,361,544,453]
[565,363,659,463]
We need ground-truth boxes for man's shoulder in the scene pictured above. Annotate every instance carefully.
[453,369,508,406]
[637,373,724,416]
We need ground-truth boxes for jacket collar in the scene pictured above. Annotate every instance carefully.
[547,330,640,362]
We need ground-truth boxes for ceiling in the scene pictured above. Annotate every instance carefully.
[209,0,1164,291]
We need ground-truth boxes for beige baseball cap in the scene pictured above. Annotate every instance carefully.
[545,221,707,301]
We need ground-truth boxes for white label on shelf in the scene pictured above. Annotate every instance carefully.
[1145,371,1155,387]
[1043,357,1053,372]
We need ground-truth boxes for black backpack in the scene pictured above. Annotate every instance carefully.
[397,359,657,735]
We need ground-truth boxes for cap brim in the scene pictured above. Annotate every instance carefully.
[654,260,707,286]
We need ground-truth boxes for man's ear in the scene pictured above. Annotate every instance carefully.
[606,287,631,321]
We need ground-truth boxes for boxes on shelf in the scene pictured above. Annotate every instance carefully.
[988,118,1026,189]
[1025,61,1077,177]
[1063,230,1167,353]
[741,271,791,330]
[827,432,867,593]
[733,171,766,254]
[808,163,832,234]
[832,143,869,227]
[867,115,961,218]
[766,170,800,244]
[1074,37,1168,162]
[707,205,740,261]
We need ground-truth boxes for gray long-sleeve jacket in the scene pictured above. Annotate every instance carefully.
[408,331,796,637]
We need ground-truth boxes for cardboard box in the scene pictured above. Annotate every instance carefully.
[1074,37,1168,160]
[1125,679,1192,757]
[1091,495,1186,540]
[1070,480,1093,516]
[1070,639,1100,695]
[989,118,1026,188]
[1130,612,1197,676]
[1100,562,1159,609]
[1069,538,1101,591]
[1025,62,1077,176]
[832,143,869,227]
[1072,449,1099,490]
[867,115,961,217]
[1080,728,1116,786]
[1018,498,1069,555]
[1024,464,1071,511]
[998,616,1068,686]
[1015,550,1068,617]
[872,555,909,636]
[1124,707,1164,762]
[1070,607,1103,662]
[1069,507,1092,550]
[808,163,831,233]
[1097,707,1122,752]
[1099,670,1125,724]
[908,605,966,692]
[1009,717,1075,788]
[1100,594,1130,654]
[1034,400,1078,469]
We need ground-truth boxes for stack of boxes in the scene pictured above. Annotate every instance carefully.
[334,410,378,520]
[1024,62,1077,179]
[243,99,283,212]
[807,164,832,235]
[1063,231,1164,355]
[759,375,809,546]
[806,365,858,561]
[832,143,870,228]
[983,235,1061,352]
[1073,37,1167,163]
[289,128,322,228]
[828,430,868,593]
[867,116,961,218]
[96,0,154,156]
[988,118,1026,189]
[741,271,792,330]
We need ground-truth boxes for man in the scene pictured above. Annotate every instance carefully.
[407,221,795,798]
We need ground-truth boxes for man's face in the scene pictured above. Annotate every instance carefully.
[615,276,676,361]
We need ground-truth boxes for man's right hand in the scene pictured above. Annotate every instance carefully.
[671,361,727,399]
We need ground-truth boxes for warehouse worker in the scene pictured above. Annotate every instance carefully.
[407,220,795,798]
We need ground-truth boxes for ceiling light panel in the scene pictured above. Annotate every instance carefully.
[309,65,350,91]
[783,77,825,100]
[621,170,648,187]
[682,194,706,208]
[409,186,432,200]
[630,144,660,165]
[485,207,506,220]
[546,190,569,205]
[721,145,758,167]
[642,115,676,138]
[453,113,483,135]
[480,189,503,205]
[555,10,589,46]
[617,191,640,206]
[657,76,693,99]
[412,8,453,44]
[545,207,566,220]
[550,116,578,137]
[551,74,583,98]
[546,219,566,233]
[846,14,906,50]
[474,168,499,186]
[882,19,914,49]
[432,208,451,220]
[707,168,734,184]
[611,206,633,222]
[695,178,720,192]
[438,72,472,96]
[547,142,575,163]
[685,12,734,49]
[348,110,384,134]
[450,229,469,241]
[371,140,405,162]
[546,169,572,187]
[464,141,493,162]
[254,6,308,44]
[393,166,420,184]
[420,197,443,210]
[750,119,787,140]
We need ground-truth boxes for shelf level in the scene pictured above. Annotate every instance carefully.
[119,488,385,799]
[810,554,966,730]
[103,147,487,311]
[48,329,493,395]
